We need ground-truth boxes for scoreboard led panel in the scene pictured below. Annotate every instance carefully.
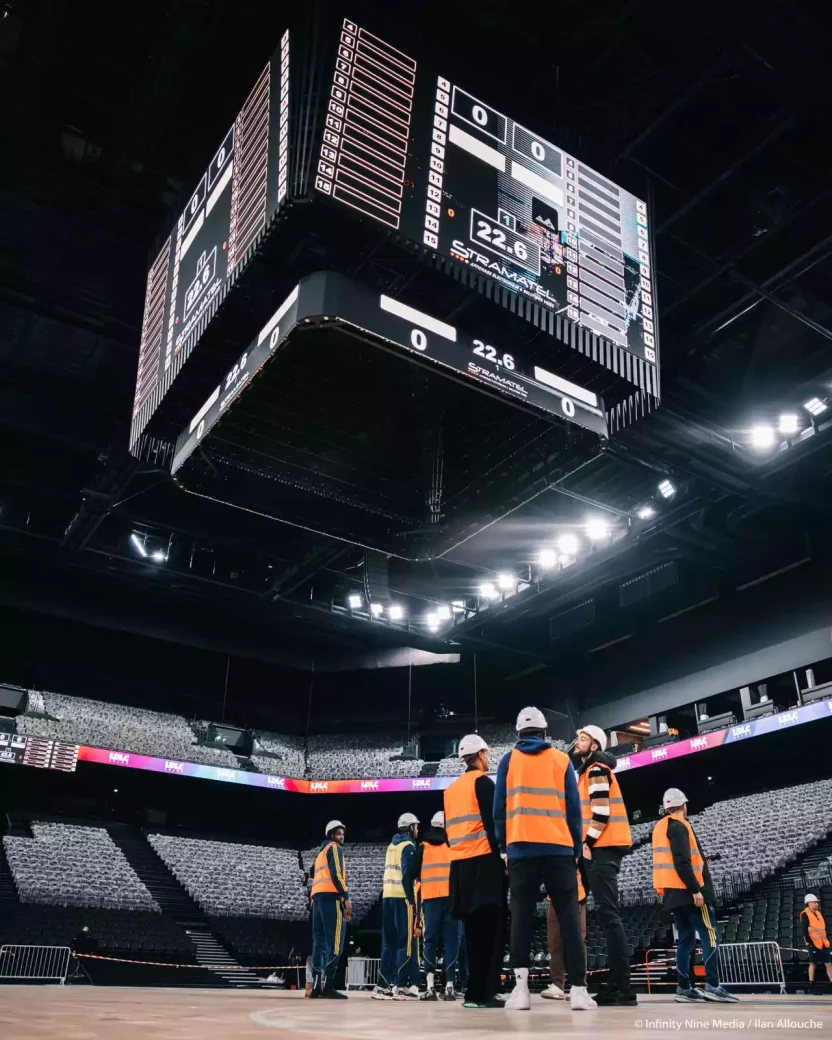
[131,30,290,449]
[314,18,658,392]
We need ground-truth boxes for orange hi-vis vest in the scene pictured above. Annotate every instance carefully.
[311,840,345,899]
[801,908,830,949]
[505,746,573,848]
[444,770,491,860]
[577,761,632,848]
[652,815,704,895]
[420,841,451,899]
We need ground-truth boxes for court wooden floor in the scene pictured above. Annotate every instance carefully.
[0,987,828,1040]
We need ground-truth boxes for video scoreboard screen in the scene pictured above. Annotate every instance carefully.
[315,19,657,372]
[131,30,291,448]
[0,732,79,772]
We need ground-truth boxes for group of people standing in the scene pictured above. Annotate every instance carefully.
[307,705,804,1006]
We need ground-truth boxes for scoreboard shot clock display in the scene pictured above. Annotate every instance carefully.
[131,13,658,463]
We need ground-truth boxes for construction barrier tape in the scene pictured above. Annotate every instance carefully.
[73,954,302,971]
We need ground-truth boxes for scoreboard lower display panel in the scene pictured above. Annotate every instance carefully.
[0,733,78,772]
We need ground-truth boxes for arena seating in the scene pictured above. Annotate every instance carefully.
[4,823,159,911]
[148,834,308,919]
[250,730,307,778]
[301,842,386,922]
[436,726,570,776]
[618,780,832,902]
[307,732,424,779]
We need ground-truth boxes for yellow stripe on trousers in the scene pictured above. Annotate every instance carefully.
[406,903,413,958]
[700,904,718,948]
[334,901,343,957]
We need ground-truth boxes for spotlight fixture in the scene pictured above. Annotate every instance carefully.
[585,518,609,542]
[638,506,655,520]
[347,593,362,609]
[778,413,799,436]
[436,604,452,621]
[150,550,167,563]
[556,533,579,556]
[425,612,440,631]
[478,582,498,600]
[130,533,148,558]
[804,397,827,416]
[451,600,465,613]
[658,479,675,500]
[538,548,558,569]
[497,573,515,591]
[388,604,405,620]
[749,423,776,450]
[369,602,384,616]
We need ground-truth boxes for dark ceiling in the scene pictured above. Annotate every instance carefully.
[2,0,832,699]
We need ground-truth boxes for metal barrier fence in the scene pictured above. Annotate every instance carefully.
[645,941,786,994]
[0,945,72,984]
[346,956,379,989]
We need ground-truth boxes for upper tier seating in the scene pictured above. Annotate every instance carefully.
[436,725,570,776]
[148,834,308,919]
[307,732,424,779]
[250,731,307,778]
[4,823,159,911]
[618,779,832,902]
[17,690,239,768]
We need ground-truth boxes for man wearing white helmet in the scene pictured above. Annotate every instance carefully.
[800,893,831,989]
[652,789,737,1003]
[572,723,635,1006]
[374,812,420,999]
[444,732,505,1009]
[310,820,351,999]
[411,810,461,1000]
[494,707,595,1011]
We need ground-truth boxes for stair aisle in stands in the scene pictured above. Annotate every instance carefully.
[184,926,262,986]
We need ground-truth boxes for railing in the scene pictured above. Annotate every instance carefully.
[0,945,72,984]
[645,941,786,994]
[346,956,379,989]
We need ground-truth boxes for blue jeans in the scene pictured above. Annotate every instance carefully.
[422,897,461,984]
[379,898,419,988]
[312,897,346,983]
[673,904,721,989]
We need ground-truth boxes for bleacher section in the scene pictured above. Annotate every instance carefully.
[301,842,386,922]
[3,823,159,911]
[307,732,424,779]
[250,731,306,778]
[148,835,308,919]
[436,725,571,776]
[618,780,832,902]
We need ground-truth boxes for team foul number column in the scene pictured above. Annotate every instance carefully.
[423,78,451,250]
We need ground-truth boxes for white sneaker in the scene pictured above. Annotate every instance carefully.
[541,983,565,1000]
[569,986,597,1011]
[505,982,531,1010]
[405,985,420,998]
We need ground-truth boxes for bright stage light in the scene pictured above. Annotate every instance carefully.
[638,506,655,520]
[497,573,515,591]
[585,518,609,542]
[451,600,465,613]
[130,533,148,558]
[749,424,775,450]
[778,413,799,435]
[804,397,827,416]
[478,582,498,600]
[436,604,452,621]
[151,550,166,563]
[348,593,362,609]
[658,479,675,499]
[388,604,405,620]
[370,602,384,616]
[425,612,440,631]
[538,548,557,569]
[557,533,579,556]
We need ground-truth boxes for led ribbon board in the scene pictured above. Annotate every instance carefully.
[171,270,607,474]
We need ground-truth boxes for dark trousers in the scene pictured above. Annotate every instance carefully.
[379,898,419,989]
[311,897,346,983]
[587,847,630,990]
[548,900,587,990]
[457,925,468,989]
[422,897,461,983]
[509,856,587,987]
[673,904,721,989]
[463,904,504,1004]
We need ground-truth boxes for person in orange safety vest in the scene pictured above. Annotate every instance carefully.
[310,819,351,999]
[801,893,832,988]
[412,810,461,1001]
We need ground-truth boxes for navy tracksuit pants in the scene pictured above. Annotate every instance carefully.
[312,897,346,983]
[422,897,461,985]
[379,898,419,988]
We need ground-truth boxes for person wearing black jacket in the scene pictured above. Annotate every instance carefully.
[653,788,738,1004]
[445,734,506,1009]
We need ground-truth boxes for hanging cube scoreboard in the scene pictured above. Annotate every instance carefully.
[130,15,659,460]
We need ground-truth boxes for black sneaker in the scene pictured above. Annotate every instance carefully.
[321,985,348,999]
[420,989,438,1001]
[591,985,620,1006]
[615,988,639,1007]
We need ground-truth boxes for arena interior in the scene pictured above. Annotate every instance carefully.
[2,0,832,1036]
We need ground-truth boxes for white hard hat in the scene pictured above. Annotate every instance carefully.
[662,788,688,810]
[805,893,820,904]
[577,724,608,752]
[431,811,445,828]
[516,706,547,732]
[458,733,489,757]
[398,812,419,828]
[325,819,345,835]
